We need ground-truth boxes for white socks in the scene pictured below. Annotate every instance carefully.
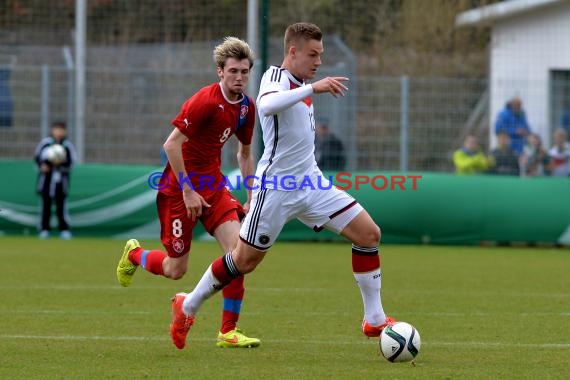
[182,265,222,315]
[354,268,386,326]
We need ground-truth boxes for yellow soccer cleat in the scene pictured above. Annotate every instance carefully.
[216,328,261,348]
[116,239,140,287]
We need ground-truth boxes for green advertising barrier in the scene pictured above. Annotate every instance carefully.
[1,160,569,245]
[308,171,570,245]
[0,160,177,239]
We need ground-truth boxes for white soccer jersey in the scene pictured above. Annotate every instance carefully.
[255,66,321,190]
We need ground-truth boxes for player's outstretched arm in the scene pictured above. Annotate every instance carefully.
[258,77,348,117]
[310,76,349,98]
[258,85,313,116]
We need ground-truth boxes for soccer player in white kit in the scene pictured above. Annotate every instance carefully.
[170,22,394,349]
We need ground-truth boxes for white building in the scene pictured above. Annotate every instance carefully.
[456,0,570,147]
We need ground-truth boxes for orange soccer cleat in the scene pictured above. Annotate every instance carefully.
[169,292,195,349]
[361,316,396,338]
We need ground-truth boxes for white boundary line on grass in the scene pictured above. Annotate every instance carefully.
[1,334,569,349]
[1,309,569,317]
[0,285,569,299]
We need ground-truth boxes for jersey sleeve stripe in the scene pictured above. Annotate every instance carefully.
[270,67,283,83]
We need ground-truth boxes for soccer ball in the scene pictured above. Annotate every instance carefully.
[380,322,421,363]
[44,144,67,165]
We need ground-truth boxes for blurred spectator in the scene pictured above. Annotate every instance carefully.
[562,110,570,140]
[453,134,492,175]
[549,128,570,177]
[34,121,76,239]
[0,58,15,128]
[494,97,531,156]
[315,121,346,170]
[489,132,520,176]
[519,133,551,177]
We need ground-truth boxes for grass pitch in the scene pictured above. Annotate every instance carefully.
[0,237,568,379]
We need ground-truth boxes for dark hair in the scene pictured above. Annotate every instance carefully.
[51,121,66,129]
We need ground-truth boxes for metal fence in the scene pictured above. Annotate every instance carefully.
[0,61,488,172]
[2,1,568,174]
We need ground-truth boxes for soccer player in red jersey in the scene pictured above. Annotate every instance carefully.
[116,37,260,348]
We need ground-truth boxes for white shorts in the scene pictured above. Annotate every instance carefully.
[240,185,363,251]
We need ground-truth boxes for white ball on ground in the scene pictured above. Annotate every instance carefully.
[380,321,421,363]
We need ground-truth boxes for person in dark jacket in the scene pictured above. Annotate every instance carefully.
[494,97,531,156]
[315,121,346,170]
[34,121,76,239]
[489,132,520,176]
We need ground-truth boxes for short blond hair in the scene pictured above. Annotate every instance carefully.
[284,22,322,55]
[213,37,254,69]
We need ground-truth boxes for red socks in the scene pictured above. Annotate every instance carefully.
[352,245,380,272]
[212,254,243,333]
[221,275,245,333]
[129,247,166,276]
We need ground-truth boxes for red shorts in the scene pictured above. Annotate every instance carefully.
[157,187,244,257]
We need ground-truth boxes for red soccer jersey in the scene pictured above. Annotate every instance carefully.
[162,83,255,194]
